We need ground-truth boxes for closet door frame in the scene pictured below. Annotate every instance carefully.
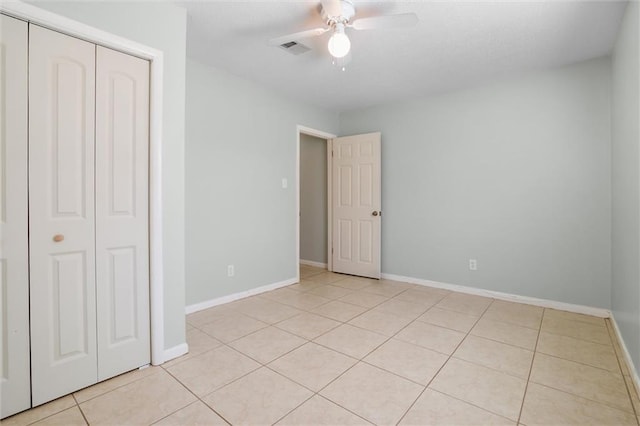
[0,2,171,365]
[0,14,31,419]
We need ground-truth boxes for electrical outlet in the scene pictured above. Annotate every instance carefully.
[469,259,477,271]
[227,264,235,277]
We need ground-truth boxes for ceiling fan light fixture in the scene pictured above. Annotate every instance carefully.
[328,23,350,58]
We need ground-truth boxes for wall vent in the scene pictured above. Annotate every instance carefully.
[278,41,311,55]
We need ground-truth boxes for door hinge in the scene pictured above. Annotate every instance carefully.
[332,150,334,157]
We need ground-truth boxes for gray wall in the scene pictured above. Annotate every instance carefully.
[26,1,188,350]
[340,58,612,308]
[185,59,339,306]
[300,134,328,265]
[612,1,640,368]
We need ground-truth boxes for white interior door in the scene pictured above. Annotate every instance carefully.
[95,46,150,381]
[29,24,98,406]
[0,14,31,419]
[331,132,381,279]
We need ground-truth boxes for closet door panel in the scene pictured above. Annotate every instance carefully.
[29,24,97,406]
[95,46,150,381]
[0,14,30,419]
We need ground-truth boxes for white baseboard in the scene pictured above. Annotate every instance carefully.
[162,342,189,364]
[300,259,328,269]
[185,277,298,315]
[381,273,612,318]
[609,316,640,396]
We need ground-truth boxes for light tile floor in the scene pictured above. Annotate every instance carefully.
[3,264,640,425]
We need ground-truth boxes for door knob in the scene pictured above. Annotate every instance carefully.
[53,234,64,243]
[372,211,379,216]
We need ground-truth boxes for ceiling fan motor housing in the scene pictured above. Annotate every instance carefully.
[323,0,356,25]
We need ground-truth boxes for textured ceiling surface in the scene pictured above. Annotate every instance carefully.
[182,1,627,111]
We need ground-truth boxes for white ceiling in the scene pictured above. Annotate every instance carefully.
[182,1,627,112]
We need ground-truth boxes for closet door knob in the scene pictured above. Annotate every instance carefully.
[53,234,64,243]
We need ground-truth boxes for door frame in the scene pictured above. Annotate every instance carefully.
[296,125,336,281]
[1,2,167,365]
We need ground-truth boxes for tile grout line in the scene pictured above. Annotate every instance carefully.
[149,401,219,426]
[22,400,79,426]
[240,283,410,366]
[533,350,626,375]
[524,379,639,417]
[188,277,506,424]
[467,329,537,351]
[259,285,344,312]
[516,308,545,425]
[540,328,616,346]
[313,292,434,361]
[272,318,343,341]
[181,335,318,407]
[266,282,438,423]
[181,282,394,374]
[264,273,420,316]
[182,269,627,425]
[22,268,609,425]
[268,391,317,425]
[270,390,372,426]
[72,394,90,426]
[604,318,640,424]
[605,317,634,377]
[18,368,171,425]
[189,276,592,361]
[256,320,379,426]
[184,320,367,424]
[395,297,495,425]
[269,284,417,350]
[73,367,166,406]
[190,276,424,337]
[433,388,518,423]
[161,364,235,425]
[305,284,614,361]
[526,315,637,416]
[210,311,375,425]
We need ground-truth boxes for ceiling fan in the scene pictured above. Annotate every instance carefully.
[268,0,418,61]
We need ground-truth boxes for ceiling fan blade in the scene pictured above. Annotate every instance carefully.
[268,27,329,46]
[321,0,343,18]
[350,13,418,31]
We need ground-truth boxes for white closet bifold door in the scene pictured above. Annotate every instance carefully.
[0,14,31,419]
[28,25,98,406]
[95,46,150,381]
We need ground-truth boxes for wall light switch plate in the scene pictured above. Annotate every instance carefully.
[282,178,288,189]
[469,259,477,271]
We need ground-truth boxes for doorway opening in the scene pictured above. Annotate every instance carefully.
[296,127,382,281]
[300,133,329,269]
[296,125,336,281]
